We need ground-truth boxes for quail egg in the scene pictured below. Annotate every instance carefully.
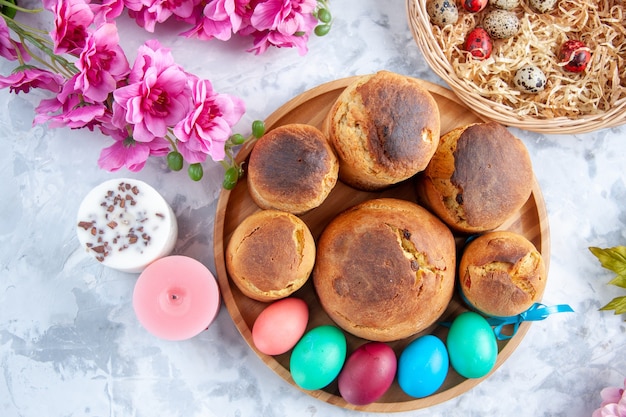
[513,65,547,93]
[489,0,520,10]
[483,9,520,39]
[529,0,558,13]
[427,0,459,27]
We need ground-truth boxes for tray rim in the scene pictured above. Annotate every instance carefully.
[212,75,551,412]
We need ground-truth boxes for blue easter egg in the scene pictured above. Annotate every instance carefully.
[397,335,449,398]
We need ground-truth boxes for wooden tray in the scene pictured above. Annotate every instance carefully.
[213,76,550,412]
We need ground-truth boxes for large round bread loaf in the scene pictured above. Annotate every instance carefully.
[313,198,456,342]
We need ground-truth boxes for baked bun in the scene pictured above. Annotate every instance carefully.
[459,231,546,317]
[313,198,456,342]
[226,210,315,302]
[418,122,533,233]
[323,71,440,191]
[247,123,338,215]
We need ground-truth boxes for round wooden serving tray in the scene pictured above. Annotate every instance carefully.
[213,76,550,412]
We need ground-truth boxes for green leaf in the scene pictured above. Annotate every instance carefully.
[600,296,626,315]
[589,246,626,277]
[608,275,626,289]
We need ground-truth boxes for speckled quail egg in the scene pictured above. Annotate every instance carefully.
[483,9,520,39]
[529,0,558,13]
[489,0,520,10]
[427,0,459,27]
[513,65,547,93]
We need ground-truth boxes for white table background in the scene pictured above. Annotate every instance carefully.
[1,1,625,416]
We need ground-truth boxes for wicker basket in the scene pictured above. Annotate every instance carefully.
[406,0,626,134]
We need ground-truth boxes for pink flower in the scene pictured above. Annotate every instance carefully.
[248,27,310,55]
[126,0,201,32]
[112,39,191,142]
[248,0,317,55]
[593,379,626,417]
[251,0,316,35]
[88,0,126,24]
[34,75,107,129]
[50,0,95,54]
[0,67,64,94]
[0,18,30,62]
[173,77,245,163]
[181,0,251,40]
[75,23,130,102]
[97,125,171,172]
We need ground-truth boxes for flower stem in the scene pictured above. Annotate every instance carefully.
[4,16,78,78]
[0,0,42,14]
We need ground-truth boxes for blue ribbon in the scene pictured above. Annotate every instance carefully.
[485,303,574,340]
[458,286,574,340]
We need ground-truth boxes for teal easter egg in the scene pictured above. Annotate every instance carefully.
[398,335,449,398]
[446,311,498,378]
[290,325,347,390]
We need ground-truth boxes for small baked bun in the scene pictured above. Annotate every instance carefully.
[323,71,440,191]
[313,198,456,342]
[247,124,338,215]
[459,231,546,317]
[226,210,315,302]
[418,122,533,233]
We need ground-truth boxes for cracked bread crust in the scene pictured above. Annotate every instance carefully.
[459,231,546,317]
[226,210,315,302]
[323,71,440,191]
[247,123,339,215]
[418,122,533,233]
[313,198,456,342]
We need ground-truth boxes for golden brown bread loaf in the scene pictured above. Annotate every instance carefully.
[313,198,456,342]
[323,71,440,191]
[226,210,315,302]
[418,122,534,233]
[459,231,546,317]
[247,123,339,215]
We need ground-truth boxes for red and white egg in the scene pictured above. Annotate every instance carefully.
[465,27,493,60]
[461,0,488,13]
[558,40,591,73]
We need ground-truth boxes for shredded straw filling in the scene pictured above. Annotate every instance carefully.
[430,0,626,118]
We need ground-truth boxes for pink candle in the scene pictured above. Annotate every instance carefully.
[133,256,220,341]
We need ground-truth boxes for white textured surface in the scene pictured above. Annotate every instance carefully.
[1,1,625,416]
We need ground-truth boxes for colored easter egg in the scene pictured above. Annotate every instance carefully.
[398,335,449,398]
[252,297,309,355]
[338,342,397,405]
[446,312,498,378]
[290,325,347,390]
